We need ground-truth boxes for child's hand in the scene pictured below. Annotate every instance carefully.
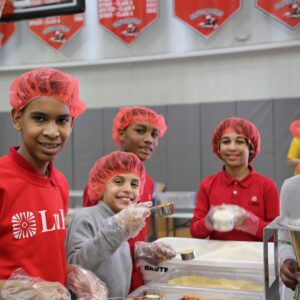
[67,265,108,300]
[233,207,259,235]
[114,204,151,238]
[280,259,300,290]
[135,241,176,266]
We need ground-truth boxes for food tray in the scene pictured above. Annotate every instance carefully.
[127,284,264,300]
[141,238,274,285]
[151,267,264,294]
[154,237,274,271]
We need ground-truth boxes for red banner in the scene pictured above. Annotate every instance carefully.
[99,0,159,45]
[174,0,241,38]
[0,22,15,48]
[257,0,300,29]
[28,14,84,51]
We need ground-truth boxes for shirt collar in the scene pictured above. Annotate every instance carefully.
[222,165,254,188]
[9,146,58,186]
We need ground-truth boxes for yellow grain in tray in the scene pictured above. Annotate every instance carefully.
[168,276,264,292]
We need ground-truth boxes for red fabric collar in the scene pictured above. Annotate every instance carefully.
[222,165,254,188]
[9,146,58,186]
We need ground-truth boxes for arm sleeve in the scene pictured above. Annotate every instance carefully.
[66,214,127,272]
[278,180,295,266]
[190,181,212,239]
[251,180,279,240]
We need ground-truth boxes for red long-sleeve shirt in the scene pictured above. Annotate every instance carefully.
[0,147,68,284]
[83,172,154,292]
[190,166,279,241]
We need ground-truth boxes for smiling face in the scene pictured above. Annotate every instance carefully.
[118,122,159,161]
[219,133,250,169]
[12,97,73,174]
[102,173,141,213]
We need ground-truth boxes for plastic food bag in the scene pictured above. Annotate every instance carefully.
[1,268,70,300]
[67,265,108,300]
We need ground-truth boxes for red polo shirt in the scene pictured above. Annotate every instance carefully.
[190,166,279,241]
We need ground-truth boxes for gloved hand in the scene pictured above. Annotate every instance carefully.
[233,207,259,235]
[280,259,300,291]
[204,204,259,235]
[204,205,219,230]
[204,204,235,231]
[67,265,108,300]
[114,202,151,239]
[135,241,176,266]
[1,268,70,300]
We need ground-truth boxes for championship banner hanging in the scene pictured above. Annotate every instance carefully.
[256,0,300,29]
[0,22,15,48]
[99,0,159,45]
[28,14,84,51]
[174,0,241,38]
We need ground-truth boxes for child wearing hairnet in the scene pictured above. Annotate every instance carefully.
[83,106,168,291]
[191,117,279,241]
[66,151,176,298]
[0,68,105,299]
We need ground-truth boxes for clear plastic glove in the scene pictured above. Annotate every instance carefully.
[204,204,236,232]
[204,204,259,234]
[1,268,70,300]
[233,207,259,235]
[280,259,300,291]
[204,206,218,230]
[67,265,108,300]
[114,202,151,239]
[135,241,177,266]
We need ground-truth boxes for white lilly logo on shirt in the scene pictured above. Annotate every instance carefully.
[11,209,66,240]
[12,211,37,239]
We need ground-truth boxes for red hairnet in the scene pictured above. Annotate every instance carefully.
[290,120,300,139]
[87,151,146,203]
[9,68,86,118]
[212,117,261,163]
[112,106,167,147]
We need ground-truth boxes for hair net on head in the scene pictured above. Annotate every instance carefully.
[112,106,167,147]
[212,117,261,163]
[87,151,146,203]
[9,68,86,118]
[290,120,300,139]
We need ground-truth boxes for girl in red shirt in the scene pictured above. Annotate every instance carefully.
[190,117,279,241]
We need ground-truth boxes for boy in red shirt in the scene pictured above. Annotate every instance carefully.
[191,117,279,241]
[0,68,104,299]
[83,106,167,291]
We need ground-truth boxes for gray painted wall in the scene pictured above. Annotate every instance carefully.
[0,99,298,207]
